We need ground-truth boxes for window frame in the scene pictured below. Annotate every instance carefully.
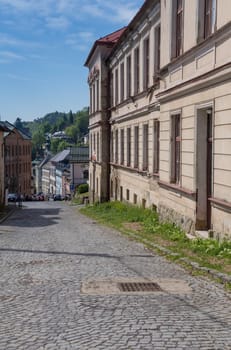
[153,120,160,174]
[171,0,184,59]
[142,124,149,171]
[143,36,150,90]
[134,46,140,95]
[134,125,139,169]
[170,113,181,185]
[126,55,131,98]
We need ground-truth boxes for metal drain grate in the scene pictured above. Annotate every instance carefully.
[117,282,162,292]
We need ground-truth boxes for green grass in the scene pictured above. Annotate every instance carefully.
[71,192,89,205]
[80,201,231,282]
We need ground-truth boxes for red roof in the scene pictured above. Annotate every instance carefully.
[84,27,126,66]
[97,27,127,44]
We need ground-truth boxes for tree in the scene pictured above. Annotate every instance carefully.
[32,128,46,158]
[57,140,71,152]
[65,124,79,143]
[50,138,60,154]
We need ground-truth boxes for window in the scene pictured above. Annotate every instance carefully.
[120,186,123,201]
[83,170,89,179]
[153,120,160,174]
[143,124,149,171]
[96,79,99,111]
[120,63,124,102]
[110,72,114,107]
[120,129,124,165]
[171,114,181,184]
[126,189,130,201]
[126,55,131,98]
[90,87,92,114]
[172,0,184,58]
[97,132,99,161]
[134,47,140,94]
[90,134,93,158]
[133,193,137,204]
[198,0,216,42]
[115,129,119,163]
[143,37,150,90]
[110,180,113,197]
[93,133,96,156]
[127,128,131,167]
[154,25,161,74]
[110,131,114,163]
[92,82,95,113]
[134,126,139,168]
[115,68,119,105]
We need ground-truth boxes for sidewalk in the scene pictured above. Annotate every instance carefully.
[0,205,16,223]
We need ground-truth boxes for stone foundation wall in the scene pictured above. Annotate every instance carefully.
[158,203,195,234]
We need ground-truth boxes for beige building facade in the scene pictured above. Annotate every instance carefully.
[85,0,231,239]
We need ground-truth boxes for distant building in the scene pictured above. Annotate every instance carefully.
[4,121,32,197]
[40,147,89,196]
[0,122,11,205]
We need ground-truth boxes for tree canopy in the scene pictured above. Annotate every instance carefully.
[15,107,89,160]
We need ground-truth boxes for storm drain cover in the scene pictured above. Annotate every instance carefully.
[81,278,192,295]
[118,282,162,292]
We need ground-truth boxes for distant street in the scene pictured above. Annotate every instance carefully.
[0,201,230,350]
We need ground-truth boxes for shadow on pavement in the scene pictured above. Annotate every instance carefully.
[1,207,61,228]
[0,247,155,259]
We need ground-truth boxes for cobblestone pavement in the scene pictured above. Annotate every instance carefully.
[0,201,230,350]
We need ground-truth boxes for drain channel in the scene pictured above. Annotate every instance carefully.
[117,282,162,292]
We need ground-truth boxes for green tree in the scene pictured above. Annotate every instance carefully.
[50,138,60,154]
[57,140,70,152]
[65,124,79,143]
[32,128,46,158]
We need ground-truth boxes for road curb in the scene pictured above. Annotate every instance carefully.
[125,231,231,286]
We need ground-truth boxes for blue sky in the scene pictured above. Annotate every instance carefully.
[0,0,143,124]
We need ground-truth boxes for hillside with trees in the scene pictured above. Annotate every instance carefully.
[14,107,89,160]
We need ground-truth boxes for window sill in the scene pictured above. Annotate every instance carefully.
[209,197,231,212]
[158,180,196,199]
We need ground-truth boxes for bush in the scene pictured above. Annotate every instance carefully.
[77,183,89,194]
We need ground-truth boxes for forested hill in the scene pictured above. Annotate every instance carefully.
[22,108,89,135]
[14,107,89,159]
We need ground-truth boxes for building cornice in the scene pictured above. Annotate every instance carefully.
[157,62,231,103]
[110,102,160,125]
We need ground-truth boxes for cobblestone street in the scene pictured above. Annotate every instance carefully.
[0,201,230,350]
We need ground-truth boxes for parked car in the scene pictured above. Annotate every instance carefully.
[7,193,17,202]
[53,194,63,201]
[36,193,45,201]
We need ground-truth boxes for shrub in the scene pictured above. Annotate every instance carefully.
[77,183,89,194]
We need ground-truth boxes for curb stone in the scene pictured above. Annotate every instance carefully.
[125,231,231,286]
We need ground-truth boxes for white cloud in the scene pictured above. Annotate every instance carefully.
[65,31,94,50]
[0,0,142,24]
[6,73,30,81]
[45,16,70,30]
[0,33,41,48]
[0,50,25,60]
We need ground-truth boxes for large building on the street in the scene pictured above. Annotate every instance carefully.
[85,0,231,239]
[0,122,11,205]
